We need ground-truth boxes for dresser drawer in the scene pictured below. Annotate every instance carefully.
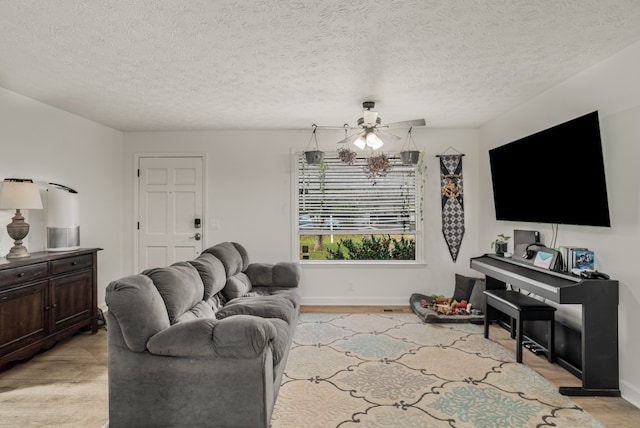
[0,262,49,288]
[50,254,93,275]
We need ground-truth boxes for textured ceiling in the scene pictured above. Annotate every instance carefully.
[2,0,640,132]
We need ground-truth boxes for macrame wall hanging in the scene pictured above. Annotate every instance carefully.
[438,149,465,262]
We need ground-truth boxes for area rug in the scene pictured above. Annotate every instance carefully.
[270,313,603,428]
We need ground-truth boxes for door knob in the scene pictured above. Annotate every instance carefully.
[190,233,201,241]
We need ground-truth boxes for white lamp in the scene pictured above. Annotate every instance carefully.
[354,130,385,150]
[353,135,367,150]
[0,179,43,259]
[365,131,384,150]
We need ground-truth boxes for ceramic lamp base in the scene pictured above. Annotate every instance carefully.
[6,243,30,259]
[5,210,31,259]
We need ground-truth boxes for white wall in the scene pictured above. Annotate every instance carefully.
[123,127,480,305]
[479,40,640,405]
[0,87,124,309]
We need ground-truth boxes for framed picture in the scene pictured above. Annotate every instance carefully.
[533,250,557,270]
[573,250,595,270]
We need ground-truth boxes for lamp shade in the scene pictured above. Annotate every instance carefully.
[0,179,43,210]
[353,136,366,150]
[367,133,384,150]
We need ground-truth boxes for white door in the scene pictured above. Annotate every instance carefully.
[138,156,204,270]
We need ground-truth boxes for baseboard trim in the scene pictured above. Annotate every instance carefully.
[300,297,411,306]
[620,379,640,409]
[301,305,411,314]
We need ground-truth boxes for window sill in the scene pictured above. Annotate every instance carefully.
[299,260,427,267]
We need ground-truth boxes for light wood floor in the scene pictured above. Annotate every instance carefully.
[0,306,638,427]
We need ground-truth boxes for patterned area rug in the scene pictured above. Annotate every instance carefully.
[271,313,603,428]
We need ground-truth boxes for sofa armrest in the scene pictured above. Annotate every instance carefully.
[146,315,276,359]
[245,262,300,287]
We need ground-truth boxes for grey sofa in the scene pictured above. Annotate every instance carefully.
[105,242,301,428]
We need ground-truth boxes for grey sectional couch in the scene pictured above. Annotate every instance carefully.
[105,242,301,428]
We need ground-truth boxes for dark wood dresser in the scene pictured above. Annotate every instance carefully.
[0,248,101,367]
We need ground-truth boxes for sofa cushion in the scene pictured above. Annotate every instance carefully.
[207,293,227,313]
[231,242,250,269]
[189,253,226,300]
[143,262,205,324]
[205,242,247,277]
[273,262,300,286]
[245,262,300,287]
[175,300,216,323]
[216,295,296,325]
[266,318,290,367]
[147,316,278,359]
[106,275,170,352]
[251,287,301,309]
[223,272,253,301]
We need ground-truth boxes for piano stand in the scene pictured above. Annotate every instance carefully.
[559,386,622,397]
[471,254,620,397]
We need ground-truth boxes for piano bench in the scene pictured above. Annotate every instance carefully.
[483,289,556,364]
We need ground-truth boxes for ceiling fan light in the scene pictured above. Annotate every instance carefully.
[366,132,384,150]
[363,110,378,126]
[353,136,366,150]
[369,139,384,150]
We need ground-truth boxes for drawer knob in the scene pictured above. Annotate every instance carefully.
[18,272,25,277]
[71,262,77,265]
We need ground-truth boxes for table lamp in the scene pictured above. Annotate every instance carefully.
[0,178,44,259]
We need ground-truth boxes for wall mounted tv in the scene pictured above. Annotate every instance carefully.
[489,111,611,227]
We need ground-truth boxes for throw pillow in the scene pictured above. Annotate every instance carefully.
[453,274,481,302]
[468,279,487,313]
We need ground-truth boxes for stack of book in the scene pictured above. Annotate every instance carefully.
[558,246,595,272]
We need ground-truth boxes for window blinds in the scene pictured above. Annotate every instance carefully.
[297,152,419,233]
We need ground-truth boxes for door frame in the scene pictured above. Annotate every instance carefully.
[133,152,208,272]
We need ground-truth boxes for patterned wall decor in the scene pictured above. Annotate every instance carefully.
[439,153,465,262]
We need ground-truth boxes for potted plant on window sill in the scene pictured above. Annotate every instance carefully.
[490,234,511,256]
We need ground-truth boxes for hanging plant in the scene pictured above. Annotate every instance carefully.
[400,150,420,165]
[337,125,357,165]
[304,124,324,165]
[399,127,421,165]
[305,150,324,164]
[338,147,357,165]
[417,154,427,222]
[365,153,390,185]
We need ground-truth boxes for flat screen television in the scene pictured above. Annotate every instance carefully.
[489,111,611,227]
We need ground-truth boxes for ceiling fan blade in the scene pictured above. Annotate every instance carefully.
[315,124,360,130]
[376,129,401,141]
[336,131,363,145]
[384,118,426,129]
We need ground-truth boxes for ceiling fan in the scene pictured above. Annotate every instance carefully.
[317,101,426,150]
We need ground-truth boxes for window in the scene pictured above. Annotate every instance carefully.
[295,151,424,261]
